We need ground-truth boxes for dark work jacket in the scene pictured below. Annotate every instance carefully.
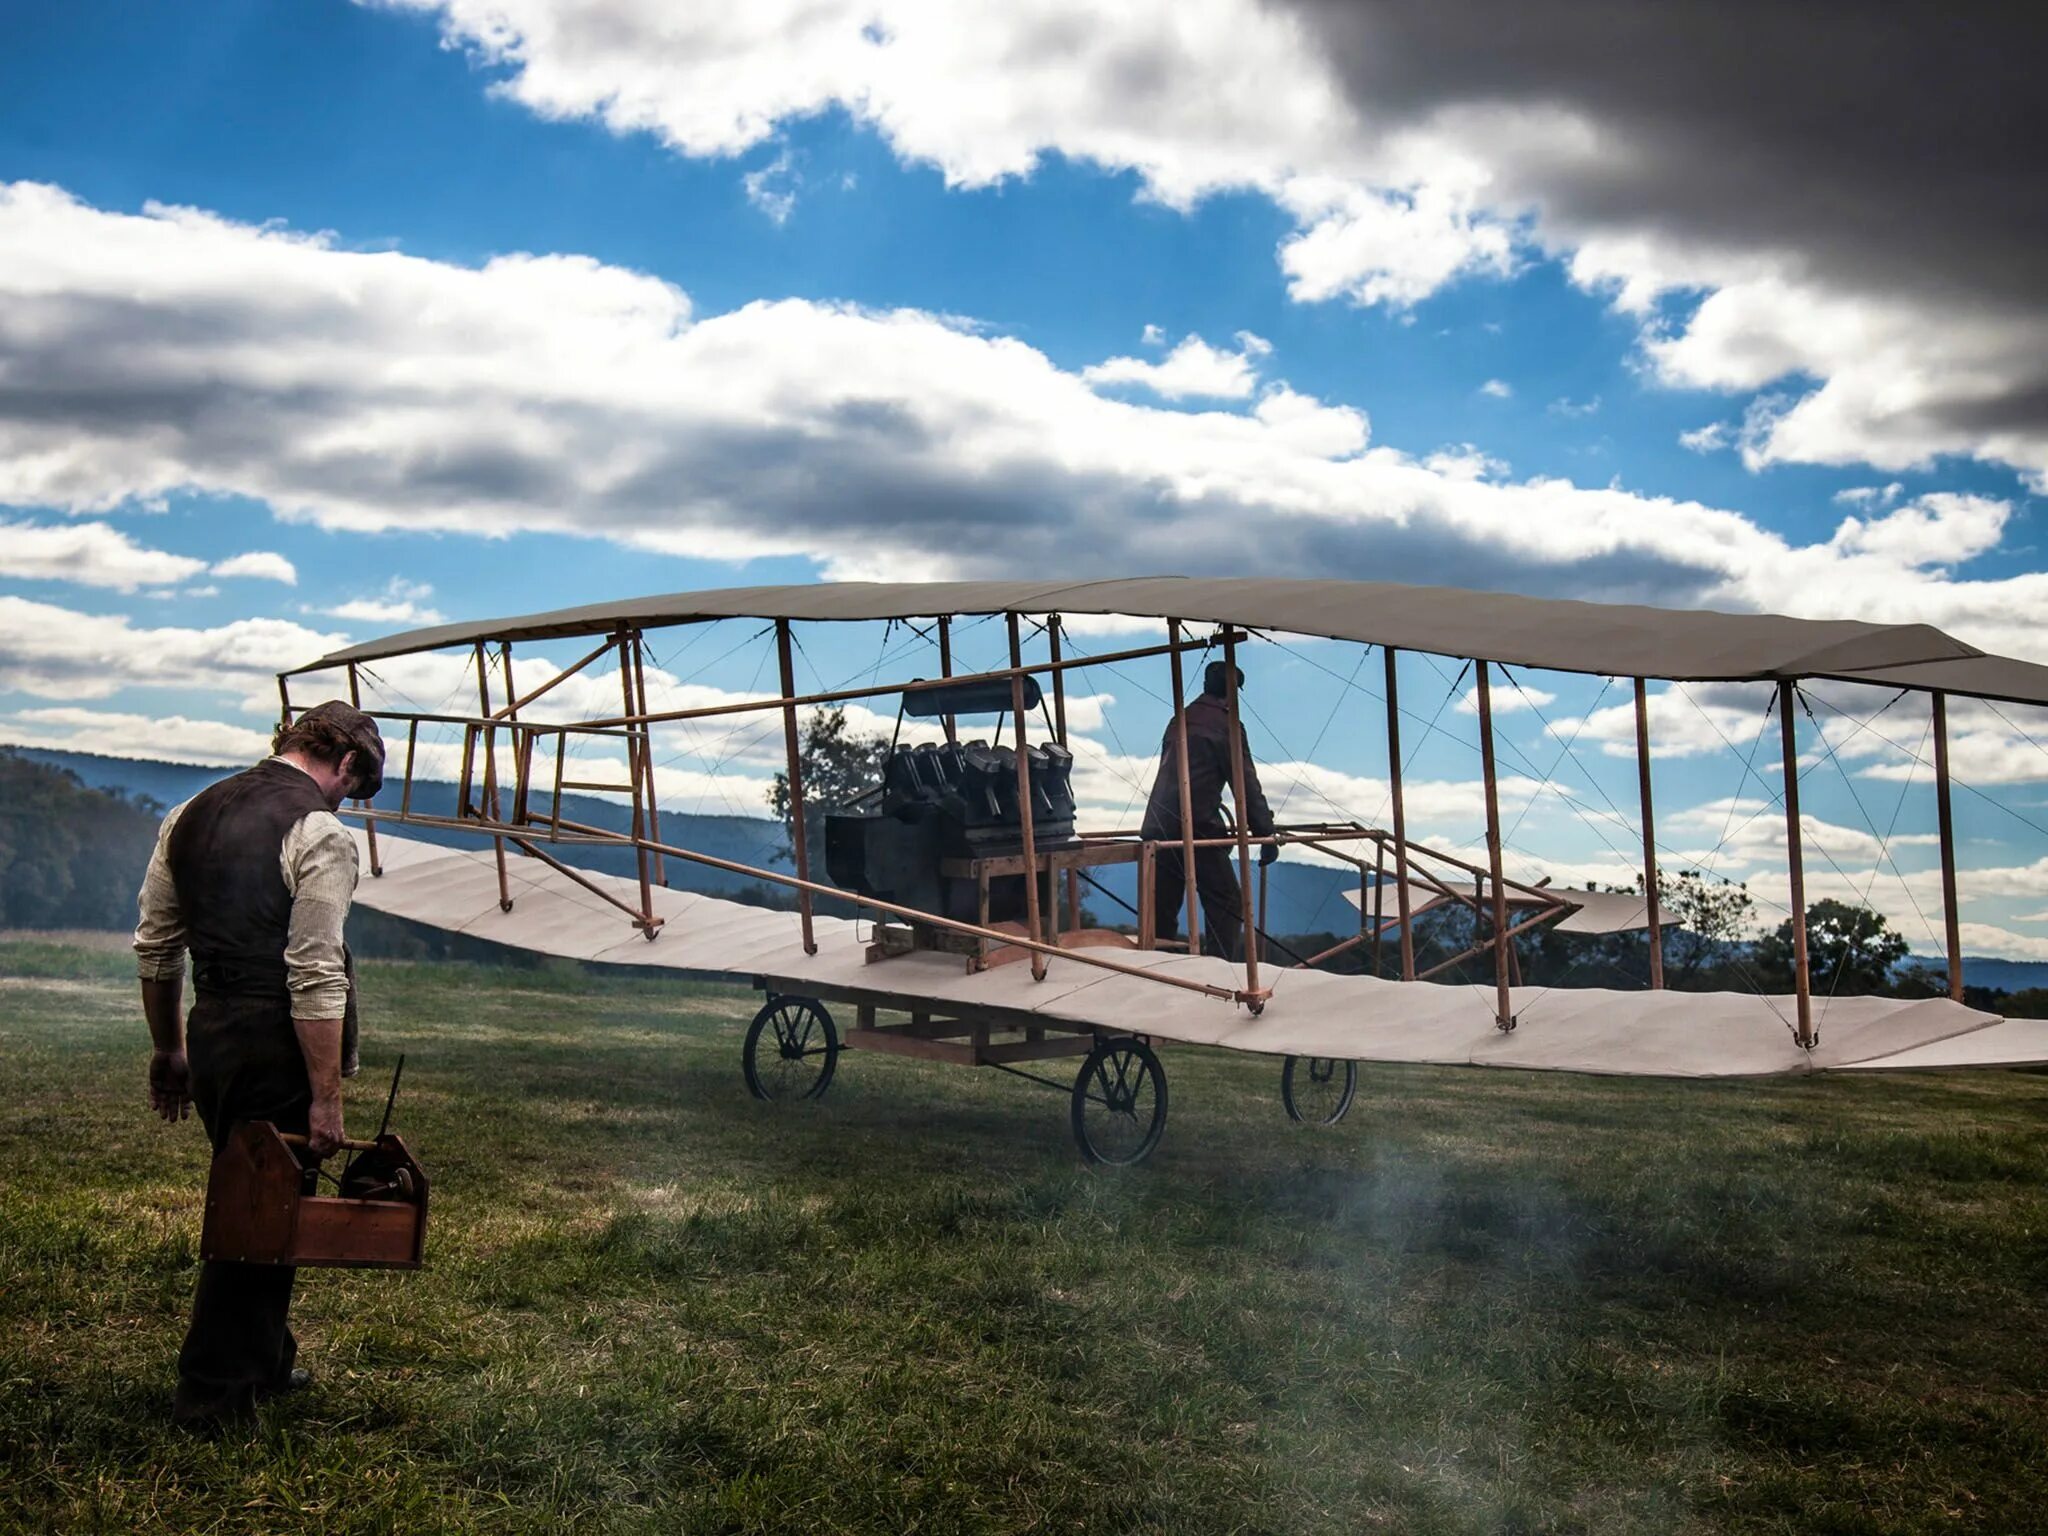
[1140,694,1276,841]
[168,759,356,1144]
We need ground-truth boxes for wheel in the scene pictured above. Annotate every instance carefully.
[1281,1055,1357,1126]
[1070,1037,1168,1165]
[743,996,839,1102]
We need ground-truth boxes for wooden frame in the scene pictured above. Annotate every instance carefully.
[293,603,1967,1054]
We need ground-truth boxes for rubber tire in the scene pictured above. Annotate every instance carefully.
[1070,1036,1169,1166]
[743,996,839,1102]
[1281,1055,1358,1125]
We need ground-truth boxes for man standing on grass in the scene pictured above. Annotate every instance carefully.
[1140,659,1278,963]
[133,700,384,1433]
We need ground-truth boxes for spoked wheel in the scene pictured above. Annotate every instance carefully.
[743,996,839,1102]
[1070,1036,1168,1165]
[1281,1055,1358,1126]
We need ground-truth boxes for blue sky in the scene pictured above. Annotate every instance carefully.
[3,0,2045,960]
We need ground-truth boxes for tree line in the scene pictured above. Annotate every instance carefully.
[0,751,165,930]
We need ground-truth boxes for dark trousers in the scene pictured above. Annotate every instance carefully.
[1153,845,1248,962]
[175,995,312,1427]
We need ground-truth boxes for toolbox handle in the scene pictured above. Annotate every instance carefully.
[278,1131,384,1154]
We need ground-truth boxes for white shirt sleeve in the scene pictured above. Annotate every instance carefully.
[279,809,360,1020]
[132,799,190,982]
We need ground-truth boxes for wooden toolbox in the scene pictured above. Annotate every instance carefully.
[201,1119,428,1270]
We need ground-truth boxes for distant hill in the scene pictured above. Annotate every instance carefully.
[12,747,2040,990]
[5,746,792,905]
[5,746,1365,935]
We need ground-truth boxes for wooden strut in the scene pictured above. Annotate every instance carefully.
[1007,613,1048,982]
[345,662,382,878]
[1223,633,1261,999]
[618,628,658,937]
[1634,677,1664,989]
[1475,662,1515,1031]
[1369,838,1385,976]
[473,642,511,912]
[630,635,666,887]
[936,614,957,745]
[1779,679,1814,1047]
[1168,620,1202,957]
[1932,691,1964,1002]
[1384,646,1416,981]
[1048,614,1080,932]
[776,620,817,955]
[489,636,613,722]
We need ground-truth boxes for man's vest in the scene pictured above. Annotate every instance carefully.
[167,759,357,1069]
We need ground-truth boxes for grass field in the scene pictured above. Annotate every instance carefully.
[2,936,2044,1534]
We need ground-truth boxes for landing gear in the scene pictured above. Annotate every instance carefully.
[1071,1036,1168,1165]
[743,996,839,1102]
[1281,1055,1357,1125]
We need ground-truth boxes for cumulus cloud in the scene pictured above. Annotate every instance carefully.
[1827,492,2008,570]
[0,706,274,765]
[1678,422,1730,454]
[1454,681,1555,716]
[1082,332,1265,400]
[1833,482,1904,509]
[0,519,204,590]
[325,578,446,627]
[1479,378,1511,399]
[742,148,799,223]
[7,183,2048,667]
[0,593,343,700]
[212,550,299,584]
[364,0,2048,483]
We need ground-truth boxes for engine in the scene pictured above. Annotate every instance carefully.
[825,739,1077,924]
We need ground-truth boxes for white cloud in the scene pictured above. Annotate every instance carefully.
[0,519,205,590]
[1422,444,1507,482]
[1082,332,1265,400]
[1455,681,1557,717]
[0,706,273,766]
[1278,178,1515,309]
[1827,492,2007,570]
[0,593,343,700]
[1833,482,1904,509]
[1547,395,1600,419]
[742,148,799,224]
[212,550,299,584]
[357,0,2048,485]
[325,578,445,627]
[1678,422,1730,453]
[7,183,2048,671]
[1479,378,1512,399]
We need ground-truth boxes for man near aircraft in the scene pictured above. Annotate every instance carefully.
[1141,659,1277,962]
[134,700,385,1432]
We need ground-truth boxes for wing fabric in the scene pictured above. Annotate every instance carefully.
[350,831,2039,1076]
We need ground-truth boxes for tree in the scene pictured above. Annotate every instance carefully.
[765,706,891,860]
[1752,898,1908,996]
[1657,870,1756,988]
[0,751,166,928]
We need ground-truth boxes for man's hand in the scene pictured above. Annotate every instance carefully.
[1259,839,1280,866]
[307,1096,346,1158]
[293,1015,346,1156]
[148,1048,192,1122]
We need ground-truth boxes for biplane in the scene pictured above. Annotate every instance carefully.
[280,578,2048,1164]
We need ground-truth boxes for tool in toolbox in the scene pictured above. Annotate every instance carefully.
[200,1055,427,1270]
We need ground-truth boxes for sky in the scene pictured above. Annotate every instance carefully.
[3,1,2047,965]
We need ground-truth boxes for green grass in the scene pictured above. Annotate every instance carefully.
[2,938,2044,1534]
